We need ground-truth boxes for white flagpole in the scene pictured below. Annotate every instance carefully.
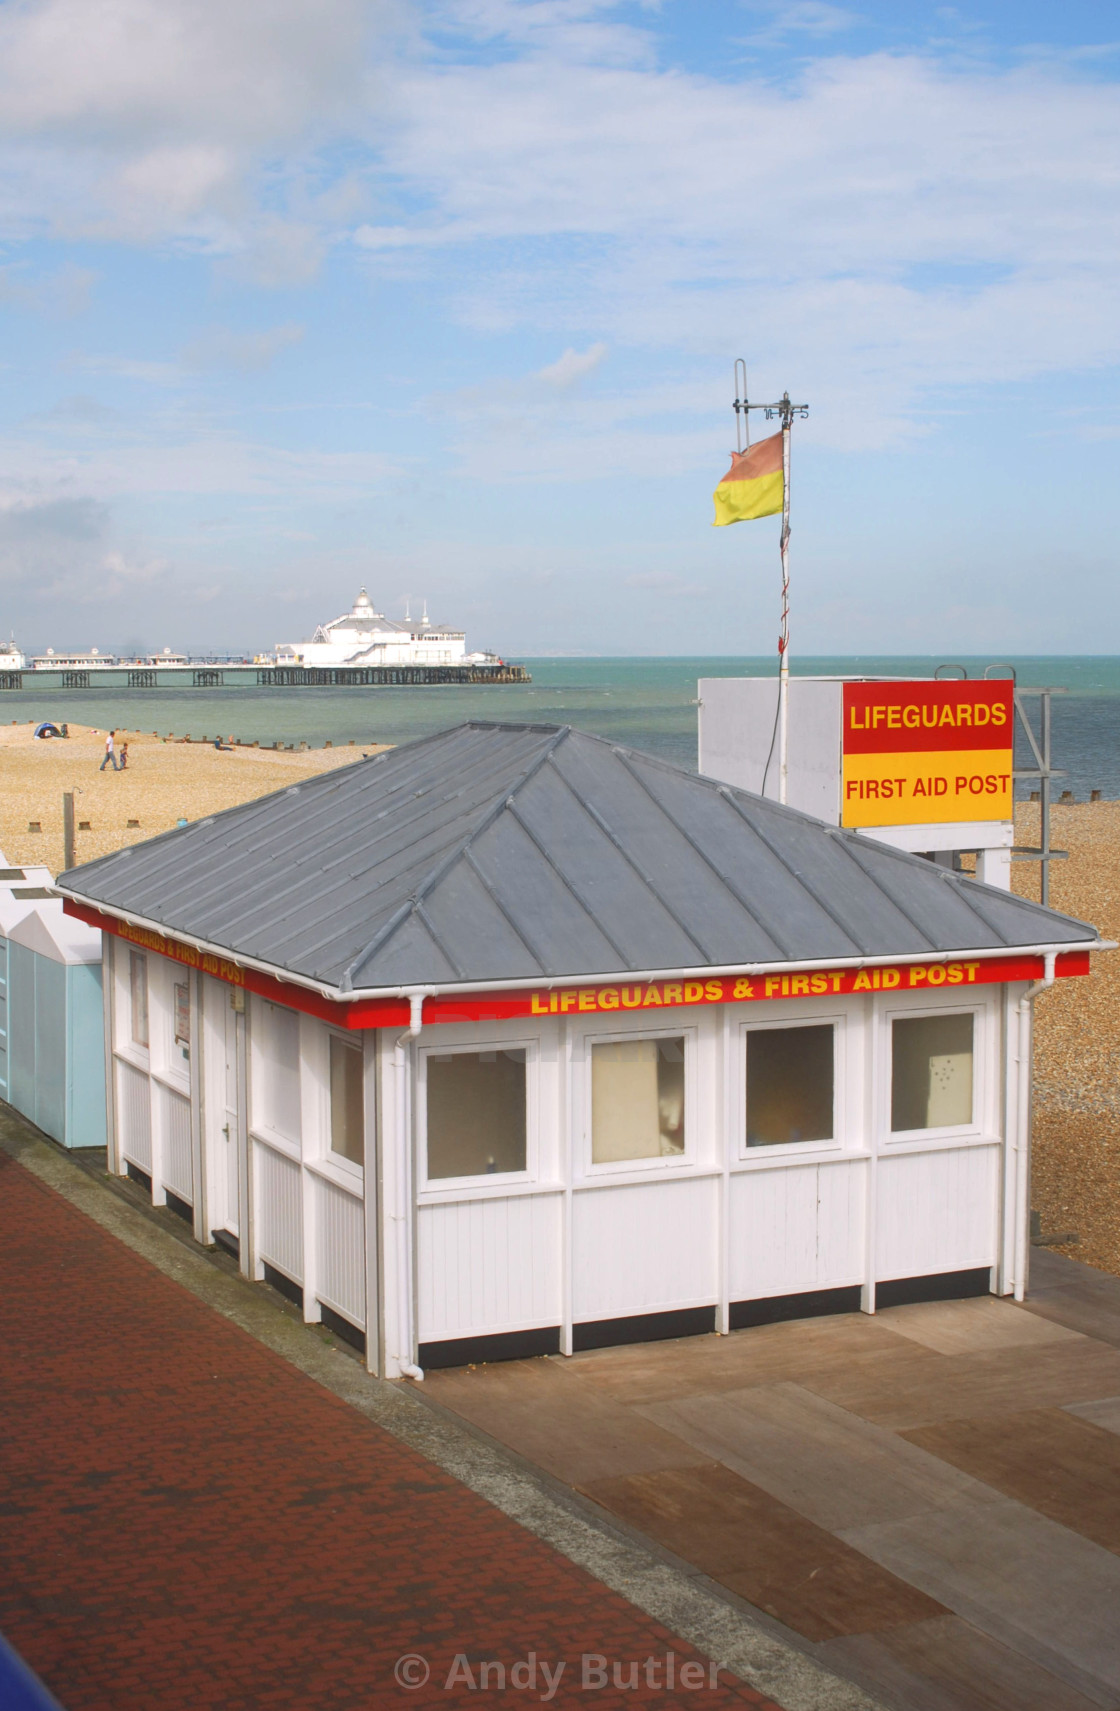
[728,372,807,808]
[778,412,791,805]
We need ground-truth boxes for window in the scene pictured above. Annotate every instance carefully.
[129,951,149,1049]
[891,1012,974,1131]
[174,981,190,1061]
[426,1049,526,1180]
[329,1035,364,1166]
[591,1037,685,1164]
[746,1024,834,1146]
[254,1000,301,1140]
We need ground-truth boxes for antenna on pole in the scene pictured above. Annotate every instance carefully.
[733,358,749,453]
[730,365,809,806]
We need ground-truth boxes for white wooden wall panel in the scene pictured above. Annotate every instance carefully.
[728,1161,866,1301]
[116,1059,151,1171]
[418,1195,562,1340]
[254,1140,303,1282]
[817,1160,868,1285]
[315,1176,365,1327]
[875,1145,999,1281]
[158,1083,193,1202]
[572,1177,718,1321]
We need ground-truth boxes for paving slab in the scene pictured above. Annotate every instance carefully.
[874,1295,1083,1355]
[840,1490,1120,1703]
[1023,1251,1120,1350]
[640,1383,996,1533]
[424,1357,715,1486]
[903,1407,1120,1552]
[1066,1396,1120,1436]
[578,1463,946,1645]
[819,1615,1118,1711]
[800,1336,1120,1430]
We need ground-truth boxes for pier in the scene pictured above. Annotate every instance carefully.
[0,660,530,692]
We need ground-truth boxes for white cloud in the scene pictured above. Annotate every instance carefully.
[182,322,305,373]
[0,0,381,248]
[536,341,608,387]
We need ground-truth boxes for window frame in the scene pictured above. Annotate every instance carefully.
[129,949,150,1052]
[880,996,988,1147]
[735,1009,847,1163]
[580,1022,699,1180]
[247,994,302,1158]
[326,1029,366,1179]
[418,1036,538,1194]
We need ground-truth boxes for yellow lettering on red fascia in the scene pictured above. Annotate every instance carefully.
[684,981,704,1003]
[909,965,927,985]
[578,988,597,1011]
[642,985,662,1006]
[598,987,619,1009]
[531,992,550,1015]
[663,982,682,1005]
[705,980,724,1001]
[853,970,872,990]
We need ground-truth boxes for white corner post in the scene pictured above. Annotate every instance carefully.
[386,992,426,1382]
[1008,952,1056,1301]
[778,415,791,805]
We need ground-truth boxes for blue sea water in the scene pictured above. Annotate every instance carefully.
[4,655,1119,799]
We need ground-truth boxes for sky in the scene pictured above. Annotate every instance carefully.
[1,0,1119,658]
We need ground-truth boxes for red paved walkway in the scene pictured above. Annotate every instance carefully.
[0,1154,785,1711]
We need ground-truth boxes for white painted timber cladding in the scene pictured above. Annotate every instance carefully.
[728,1160,866,1301]
[157,1082,193,1202]
[875,1144,999,1280]
[116,1059,151,1171]
[572,1176,719,1320]
[254,1139,303,1282]
[418,1193,562,1339]
[314,1176,365,1327]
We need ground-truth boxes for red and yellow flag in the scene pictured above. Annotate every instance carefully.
[712,430,783,526]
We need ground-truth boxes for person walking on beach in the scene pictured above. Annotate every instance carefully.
[118,741,129,770]
[100,730,119,772]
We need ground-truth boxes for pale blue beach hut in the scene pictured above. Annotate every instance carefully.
[5,899,105,1149]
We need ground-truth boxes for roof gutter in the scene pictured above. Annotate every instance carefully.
[53,884,1112,1008]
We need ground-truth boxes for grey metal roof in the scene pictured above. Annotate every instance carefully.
[59,722,1099,992]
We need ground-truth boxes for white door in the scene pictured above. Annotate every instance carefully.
[221,994,240,1236]
[205,976,243,1243]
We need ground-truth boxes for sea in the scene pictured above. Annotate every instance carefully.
[7,655,1120,800]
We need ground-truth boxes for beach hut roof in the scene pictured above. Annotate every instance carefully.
[59,722,1100,992]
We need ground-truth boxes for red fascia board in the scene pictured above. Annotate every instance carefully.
[64,898,1091,1031]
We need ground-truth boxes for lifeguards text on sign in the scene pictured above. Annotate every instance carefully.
[841,680,1014,829]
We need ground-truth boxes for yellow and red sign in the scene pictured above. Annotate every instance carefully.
[842,680,1014,828]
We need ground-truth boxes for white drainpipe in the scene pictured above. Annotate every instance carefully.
[394,991,428,1380]
[1012,951,1056,1302]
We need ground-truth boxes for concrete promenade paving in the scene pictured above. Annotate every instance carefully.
[0,1131,852,1711]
